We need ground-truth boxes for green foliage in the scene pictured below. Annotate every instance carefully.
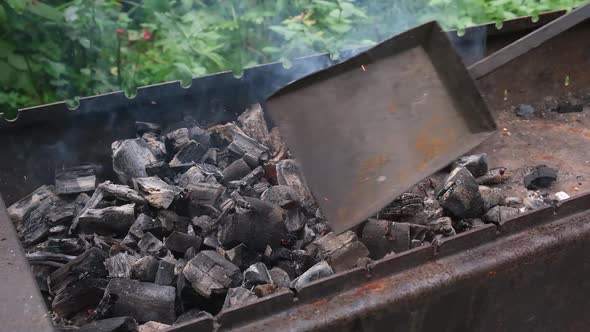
[0,0,587,115]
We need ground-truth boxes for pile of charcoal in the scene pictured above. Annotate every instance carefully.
[7,104,550,331]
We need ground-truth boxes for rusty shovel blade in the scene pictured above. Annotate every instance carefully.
[266,21,496,233]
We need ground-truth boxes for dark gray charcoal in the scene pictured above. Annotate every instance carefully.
[155,260,175,286]
[269,267,291,288]
[217,197,288,251]
[254,284,279,298]
[26,251,76,264]
[187,182,225,206]
[34,238,85,255]
[130,256,159,282]
[192,215,215,236]
[138,232,165,256]
[524,165,558,189]
[7,185,55,224]
[98,182,147,205]
[243,262,272,288]
[178,166,205,188]
[222,159,252,183]
[174,309,212,325]
[138,321,171,332]
[476,167,509,185]
[105,252,138,278]
[290,261,334,291]
[165,128,190,152]
[291,250,318,276]
[240,166,265,187]
[55,166,97,195]
[158,210,190,233]
[142,132,168,161]
[276,160,313,205]
[136,121,161,136]
[70,188,105,234]
[228,131,270,163]
[78,204,135,236]
[52,277,109,318]
[361,219,410,259]
[46,201,76,226]
[314,231,369,272]
[284,209,305,232]
[182,250,242,298]
[427,217,457,236]
[222,287,258,310]
[169,141,207,168]
[101,279,176,324]
[128,214,160,240]
[379,193,423,220]
[505,196,523,207]
[436,167,484,219]
[112,139,157,184]
[515,104,536,118]
[189,125,211,150]
[238,104,271,147]
[164,231,202,254]
[223,243,262,271]
[48,247,108,295]
[482,206,520,225]
[452,154,489,177]
[145,161,175,181]
[133,177,176,209]
[554,102,584,113]
[202,235,221,250]
[19,199,54,246]
[480,186,506,211]
[260,185,301,209]
[78,316,138,332]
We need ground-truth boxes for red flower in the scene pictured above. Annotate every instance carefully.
[116,28,125,36]
[143,30,152,41]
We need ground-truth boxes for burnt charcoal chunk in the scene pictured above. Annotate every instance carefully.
[128,214,160,240]
[379,193,423,220]
[182,250,242,298]
[178,166,205,188]
[314,231,369,272]
[222,159,252,183]
[290,261,334,291]
[26,251,75,264]
[98,182,147,205]
[101,279,176,324]
[52,277,109,318]
[130,256,159,282]
[427,217,456,236]
[515,104,536,118]
[480,186,506,211]
[254,284,279,298]
[436,167,484,219]
[165,128,190,152]
[136,121,161,136]
[7,185,55,223]
[70,188,105,234]
[284,209,305,232]
[187,182,225,206]
[223,244,262,271]
[269,267,291,288]
[170,141,207,168]
[192,215,215,236]
[55,166,97,195]
[48,247,108,295]
[476,167,509,185]
[19,199,54,246]
[184,247,198,260]
[174,309,212,325]
[238,104,271,147]
[452,154,489,178]
[46,201,76,226]
[261,185,301,209]
[482,206,519,225]
[217,197,288,251]
[105,253,138,278]
[291,250,318,276]
[133,177,176,209]
[112,139,157,184]
[138,232,165,256]
[361,219,410,259]
[554,102,583,113]
[222,287,258,310]
[164,231,202,254]
[155,260,175,286]
[228,132,269,162]
[524,166,558,189]
[189,125,211,150]
[138,321,170,332]
[158,210,190,234]
[78,316,138,332]
[34,238,85,255]
[276,160,313,205]
[239,166,264,187]
[243,262,272,288]
[78,204,135,236]
[145,161,175,181]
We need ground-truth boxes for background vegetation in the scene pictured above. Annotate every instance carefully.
[0,0,586,117]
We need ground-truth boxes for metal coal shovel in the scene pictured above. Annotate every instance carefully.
[266,21,496,233]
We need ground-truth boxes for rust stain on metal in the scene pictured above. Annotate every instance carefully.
[358,155,388,181]
[352,279,387,296]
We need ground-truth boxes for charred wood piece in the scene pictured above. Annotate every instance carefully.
[379,193,423,220]
[46,201,76,226]
[145,161,175,181]
[136,121,161,136]
[164,231,202,254]
[524,165,558,190]
[112,139,157,184]
[222,159,252,184]
[476,167,509,185]
[452,154,489,177]
[178,166,205,188]
[70,188,105,234]
[223,243,262,271]
[238,104,271,147]
[182,250,242,298]
[269,267,291,288]
[261,185,301,209]
[187,182,225,206]
[169,141,207,168]
[34,238,85,255]
[276,160,313,205]
[189,125,211,150]
[105,252,138,279]
[228,132,269,163]
[133,177,177,209]
[26,251,76,264]
[55,166,96,195]
[436,167,484,219]
[98,182,147,205]
[78,316,138,332]
[130,256,159,282]
[314,231,369,272]
[361,219,411,259]
[154,260,175,286]
[482,205,519,225]
[243,262,272,288]
[158,210,190,234]
[165,128,190,152]
[222,287,258,310]
[289,261,334,291]
[19,199,54,246]
[52,277,109,318]
[78,204,135,236]
[7,185,55,224]
[138,232,166,257]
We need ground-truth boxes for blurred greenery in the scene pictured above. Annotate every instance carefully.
[0,0,587,117]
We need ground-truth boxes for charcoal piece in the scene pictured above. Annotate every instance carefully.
[361,219,411,259]
[138,321,171,332]
[158,210,190,233]
[78,204,135,236]
[505,197,523,207]
[112,139,158,184]
[77,316,137,332]
[145,161,174,181]
[98,182,147,205]
[105,252,138,278]
[130,256,159,282]
[138,232,165,256]
[222,287,258,310]
[49,225,68,234]
[52,277,109,318]
[133,177,176,209]
[427,217,456,236]
[452,153,489,177]
[46,201,76,226]
[269,127,287,159]
[223,244,262,271]
[187,182,225,206]
[409,223,429,242]
[200,148,218,164]
[136,121,161,136]
[476,167,509,185]
[182,250,242,298]
[243,262,272,288]
[184,247,198,260]
[435,167,484,219]
[379,193,423,220]
[242,153,260,169]
[128,214,160,240]
[265,246,291,265]
[26,251,75,264]
[165,128,190,152]
[302,224,316,247]
[197,163,225,180]
[411,239,423,248]
[524,165,558,189]
[189,125,211,150]
[289,261,334,291]
[480,186,506,211]
[482,206,519,225]
[35,238,84,255]
[55,165,97,195]
[203,235,221,250]
[70,188,105,234]
[170,141,207,168]
[269,267,291,288]
[314,231,369,272]
[238,104,271,147]
[228,131,270,163]
[19,199,54,246]
[250,183,269,197]
[192,215,215,236]
[515,104,536,118]
[276,160,313,205]
[291,249,318,276]
[174,309,212,325]
[48,247,108,295]
[142,132,168,161]
[238,166,264,187]
[7,185,55,224]
[284,209,305,232]
[178,166,205,188]
[222,159,252,183]
[554,102,583,113]
[261,185,301,209]
[155,260,175,286]
[311,222,331,237]
[101,279,176,324]
[164,231,202,254]
[217,197,288,251]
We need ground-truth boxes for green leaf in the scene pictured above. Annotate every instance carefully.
[7,53,27,71]
[79,38,91,49]
[64,6,78,22]
[26,1,62,22]
[0,5,6,24]
[5,0,26,13]
[173,63,193,84]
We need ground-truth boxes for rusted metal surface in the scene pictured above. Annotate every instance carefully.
[266,21,495,233]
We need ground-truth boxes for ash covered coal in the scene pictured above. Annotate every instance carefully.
[9,105,556,330]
